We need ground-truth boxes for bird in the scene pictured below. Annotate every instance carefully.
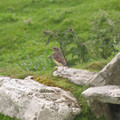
[51,47,67,66]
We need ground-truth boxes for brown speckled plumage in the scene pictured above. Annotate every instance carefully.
[51,47,67,66]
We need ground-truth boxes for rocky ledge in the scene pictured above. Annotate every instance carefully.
[53,67,96,86]
[82,85,120,104]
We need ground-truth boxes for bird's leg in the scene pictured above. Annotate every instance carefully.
[54,66,58,71]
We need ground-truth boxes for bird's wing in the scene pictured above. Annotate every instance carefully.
[52,53,66,66]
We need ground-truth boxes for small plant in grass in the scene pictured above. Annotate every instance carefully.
[43,28,89,66]
[72,37,88,63]
[111,44,120,56]
[0,13,18,23]
[90,9,120,59]
[17,54,54,71]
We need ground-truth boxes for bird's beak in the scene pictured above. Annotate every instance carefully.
[51,48,53,50]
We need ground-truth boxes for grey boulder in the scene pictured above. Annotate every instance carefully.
[82,85,120,120]
[0,76,81,120]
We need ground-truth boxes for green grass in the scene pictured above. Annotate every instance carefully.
[0,0,120,69]
[0,113,19,120]
[0,0,120,119]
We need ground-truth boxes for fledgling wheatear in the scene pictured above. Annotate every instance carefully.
[51,47,67,66]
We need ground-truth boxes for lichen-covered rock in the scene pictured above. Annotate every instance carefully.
[53,66,96,86]
[89,53,120,87]
[0,76,81,120]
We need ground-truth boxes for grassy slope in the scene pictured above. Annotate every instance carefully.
[0,0,120,120]
[0,0,120,76]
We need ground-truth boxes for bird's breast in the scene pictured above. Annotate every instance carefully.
[53,59,64,66]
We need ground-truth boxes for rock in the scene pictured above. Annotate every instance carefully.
[82,85,120,104]
[89,53,120,87]
[0,76,81,120]
[53,66,96,86]
[82,53,120,120]
[82,85,120,120]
